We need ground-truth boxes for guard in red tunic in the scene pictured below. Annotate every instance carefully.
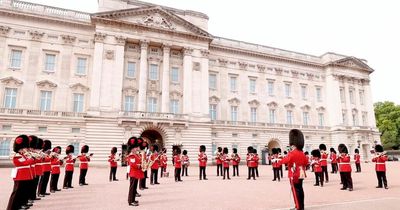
[221,147,231,180]
[63,145,76,189]
[215,147,223,176]
[160,148,168,178]
[50,146,63,193]
[127,136,144,206]
[278,129,308,210]
[198,145,208,180]
[173,148,183,182]
[7,135,34,210]
[254,149,260,177]
[231,148,240,176]
[354,149,361,172]
[337,144,353,191]
[27,135,40,203]
[150,145,160,185]
[246,146,256,180]
[78,145,92,186]
[319,144,329,182]
[304,151,310,170]
[139,139,149,190]
[38,140,52,197]
[372,145,388,189]
[108,147,120,182]
[271,148,281,181]
[181,150,190,176]
[311,149,323,187]
[330,148,338,173]
[278,148,283,178]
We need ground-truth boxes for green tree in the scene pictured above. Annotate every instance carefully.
[374,101,400,150]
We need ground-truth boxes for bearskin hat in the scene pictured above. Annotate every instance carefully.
[81,145,89,153]
[272,148,278,155]
[304,151,309,155]
[140,141,148,150]
[217,147,222,152]
[153,145,159,152]
[223,147,228,154]
[182,149,187,155]
[247,146,254,153]
[319,144,327,151]
[66,145,74,154]
[233,148,238,153]
[253,149,257,154]
[111,147,117,154]
[375,144,384,153]
[338,144,348,154]
[28,135,38,149]
[127,136,139,150]
[277,148,282,153]
[52,146,61,154]
[162,148,167,153]
[176,147,181,154]
[284,151,288,155]
[330,147,335,153]
[199,145,206,152]
[36,138,44,150]
[354,148,359,154]
[13,135,29,153]
[311,149,321,158]
[289,129,304,150]
[43,140,52,151]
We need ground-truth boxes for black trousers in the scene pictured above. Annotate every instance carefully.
[217,164,222,176]
[248,167,256,179]
[29,176,40,200]
[7,180,30,210]
[175,168,182,181]
[273,168,280,181]
[355,163,361,172]
[140,171,148,189]
[38,171,50,195]
[223,167,230,179]
[233,165,239,176]
[128,177,139,204]
[280,165,283,178]
[321,166,329,182]
[63,171,74,188]
[109,167,117,181]
[315,172,324,186]
[331,163,338,173]
[150,169,159,184]
[376,171,388,187]
[256,167,259,177]
[291,179,304,210]
[50,173,60,191]
[340,172,353,189]
[79,169,88,185]
[160,167,166,177]
[199,167,206,180]
[181,165,188,176]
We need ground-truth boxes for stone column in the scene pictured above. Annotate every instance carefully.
[111,36,126,111]
[363,79,376,127]
[137,40,148,112]
[325,70,342,127]
[182,47,193,114]
[200,50,210,116]
[89,33,106,113]
[161,44,170,113]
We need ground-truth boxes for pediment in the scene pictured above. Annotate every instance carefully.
[209,95,220,104]
[0,76,23,86]
[36,80,57,88]
[248,99,260,107]
[284,103,295,109]
[301,105,311,111]
[331,57,374,72]
[228,97,240,105]
[92,6,210,38]
[267,101,278,108]
[70,83,90,91]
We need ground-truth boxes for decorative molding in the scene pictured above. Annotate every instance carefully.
[94,32,107,42]
[306,73,314,80]
[200,50,210,58]
[0,25,11,36]
[183,47,193,56]
[257,64,266,72]
[228,97,240,106]
[170,90,182,99]
[36,80,57,88]
[138,12,176,30]
[352,108,358,114]
[140,40,149,50]
[284,103,295,109]
[316,106,325,112]
[69,83,89,91]
[267,101,278,109]
[218,58,228,66]
[105,50,115,60]
[238,61,248,69]
[122,86,139,95]
[162,43,171,53]
[193,62,201,71]
[209,95,220,104]
[274,68,283,75]
[248,99,260,107]
[61,35,76,45]
[29,30,44,40]
[148,56,162,62]
[0,76,23,86]
[301,105,311,111]
[291,70,299,78]
[115,35,126,45]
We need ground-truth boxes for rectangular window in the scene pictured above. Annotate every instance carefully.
[10,49,22,69]
[249,79,256,93]
[303,112,309,125]
[127,62,136,78]
[171,67,179,83]
[316,87,322,102]
[71,128,81,133]
[359,90,365,105]
[285,83,291,98]
[250,107,257,123]
[71,142,79,156]
[269,109,276,123]
[124,96,134,112]
[40,91,52,111]
[4,88,17,109]
[230,77,237,92]
[76,57,87,75]
[170,99,179,114]
[362,112,368,126]
[349,89,355,104]
[301,85,307,100]
[209,104,217,121]
[231,106,238,122]
[209,74,217,90]
[286,110,293,125]
[0,139,11,156]
[44,54,56,72]
[147,97,157,113]
[268,81,274,96]
[73,93,84,112]
[318,113,324,126]
[38,126,47,132]
[2,125,12,131]
[352,113,358,126]
[342,110,347,125]
[149,64,158,80]
[340,87,345,103]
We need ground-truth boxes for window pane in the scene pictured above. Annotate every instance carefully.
[73,93,84,112]
[209,104,217,120]
[230,77,237,91]
[285,84,291,97]
[301,86,307,100]
[170,99,179,114]
[149,64,158,80]
[171,67,179,83]
[268,81,274,96]
[287,110,293,124]
[249,79,256,93]
[250,107,257,122]
[45,54,56,71]
[40,91,52,111]
[319,113,324,126]
[209,74,216,89]
[231,106,238,122]
[127,62,136,77]
[10,50,22,68]
[124,96,134,112]
[303,112,309,125]
[147,97,157,112]
[269,109,275,123]
[0,139,11,156]
[316,87,322,101]
[76,58,87,74]
[4,88,17,108]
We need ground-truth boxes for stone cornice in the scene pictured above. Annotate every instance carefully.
[61,35,76,45]
[36,80,57,88]
[183,47,193,56]
[0,76,23,86]
[114,35,126,45]
[0,25,11,36]
[29,30,44,41]
[331,74,370,85]
[94,32,107,42]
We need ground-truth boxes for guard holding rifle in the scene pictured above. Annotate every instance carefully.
[372,144,388,189]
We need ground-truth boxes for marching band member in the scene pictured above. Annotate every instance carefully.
[27,135,40,203]
[278,129,308,210]
[50,146,63,193]
[150,145,160,185]
[254,149,260,177]
[271,148,281,181]
[63,145,76,189]
[78,145,92,186]
[311,149,323,187]
[181,150,190,176]
[38,140,52,197]
[304,151,310,170]
[330,148,338,174]
[127,136,144,206]
[198,145,208,180]
[215,147,223,176]
[278,148,283,177]
[160,148,168,178]
[221,147,231,180]
[319,144,329,183]
[354,149,361,172]
[31,137,44,200]
[246,146,256,180]
[337,144,353,191]
[372,145,388,189]
[231,148,240,176]
[139,139,149,190]
[173,148,183,182]
[108,147,120,182]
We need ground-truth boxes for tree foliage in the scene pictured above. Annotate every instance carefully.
[374,101,400,150]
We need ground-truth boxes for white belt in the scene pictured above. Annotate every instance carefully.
[339,163,350,165]
[51,165,60,168]
[16,166,31,169]
[65,163,74,165]
[375,163,385,165]
[320,159,327,161]
[37,163,51,165]
[80,162,88,163]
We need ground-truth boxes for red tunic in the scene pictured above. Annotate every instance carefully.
[254,154,260,167]
[173,155,182,168]
[372,155,388,171]
[337,154,352,172]
[320,152,328,166]
[198,152,207,167]
[12,153,34,181]
[279,149,308,184]
[79,155,90,169]
[51,157,62,174]
[65,155,75,172]
[330,153,337,164]
[128,153,144,179]
[216,152,222,164]
[221,154,230,168]
[312,157,322,172]
[150,152,160,170]
[160,154,168,168]
[108,154,118,168]
[231,154,241,166]
[247,154,257,168]
[182,155,189,166]
[42,155,52,172]
[272,154,281,169]
[35,158,43,176]
[354,154,361,164]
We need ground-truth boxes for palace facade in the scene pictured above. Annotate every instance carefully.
[0,0,380,165]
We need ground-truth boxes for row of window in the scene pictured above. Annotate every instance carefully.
[3,88,84,112]
[209,74,323,101]
[209,104,325,126]
[340,87,365,105]
[124,96,180,114]
[126,62,180,82]
[342,110,369,126]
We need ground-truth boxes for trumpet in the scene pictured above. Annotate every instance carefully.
[375,151,387,158]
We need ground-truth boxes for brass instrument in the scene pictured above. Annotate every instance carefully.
[374,151,387,158]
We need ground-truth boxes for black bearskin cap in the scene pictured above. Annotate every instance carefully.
[253,149,257,154]
[233,148,238,153]
[13,135,29,153]
[66,145,74,154]
[81,145,89,153]
[52,146,61,154]
[272,148,278,155]
[28,135,38,149]
[311,149,321,158]
[199,145,206,152]
[153,145,159,152]
[182,149,187,155]
[139,138,148,150]
[36,138,44,150]
[111,147,117,154]
[127,136,139,150]
[176,147,181,154]
[43,140,52,151]
[223,147,228,154]
[375,144,384,153]
[304,151,309,155]
[277,148,282,153]
[247,146,254,153]
[289,129,304,150]
[330,147,335,153]
[338,144,348,154]
[354,148,359,154]
[319,144,327,151]
[217,147,222,152]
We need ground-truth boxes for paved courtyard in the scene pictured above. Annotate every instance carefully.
[1,162,400,210]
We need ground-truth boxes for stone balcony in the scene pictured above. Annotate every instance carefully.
[0,108,86,118]
[119,111,189,124]
[211,120,331,130]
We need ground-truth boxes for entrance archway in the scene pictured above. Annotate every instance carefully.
[140,129,164,149]
[267,139,281,154]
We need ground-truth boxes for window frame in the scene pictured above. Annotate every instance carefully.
[3,88,17,109]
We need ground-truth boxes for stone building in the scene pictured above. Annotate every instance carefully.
[0,0,380,165]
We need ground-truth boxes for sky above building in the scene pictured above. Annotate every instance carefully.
[24,0,400,104]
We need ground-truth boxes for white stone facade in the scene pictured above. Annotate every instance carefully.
[0,0,380,165]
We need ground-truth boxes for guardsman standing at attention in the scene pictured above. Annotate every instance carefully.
[150,145,160,185]
[127,136,144,206]
[173,148,183,182]
[319,144,329,183]
[108,147,120,182]
[372,144,388,189]
[221,147,231,180]
[63,145,76,189]
[337,144,353,191]
[78,145,92,186]
[246,146,254,180]
[278,129,308,210]
[50,146,63,193]
[231,148,240,176]
[160,148,168,178]
[311,149,323,187]
[38,140,52,197]
[7,135,34,210]
[27,135,40,203]
[254,149,260,177]
[181,150,190,176]
[215,147,223,176]
[272,148,281,182]
[139,139,149,190]
[198,145,208,180]
[330,148,338,174]
[354,149,361,172]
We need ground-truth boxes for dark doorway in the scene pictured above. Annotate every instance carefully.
[140,129,164,148]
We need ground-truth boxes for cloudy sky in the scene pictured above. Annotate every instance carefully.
[24,0,400,104]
